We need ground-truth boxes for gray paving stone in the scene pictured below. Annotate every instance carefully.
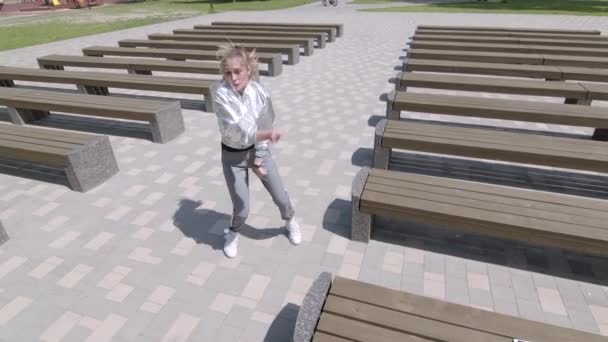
[0,4,607,339]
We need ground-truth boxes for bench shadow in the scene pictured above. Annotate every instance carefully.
[373,216,608,286]
[264,303,300,341]
[368,115,385,127]
[172,198,286,251]
[34,113,152,142]
[337,149,608,284]
[351,147,373,168]
[322,198,352,240]
[0,156,69,189]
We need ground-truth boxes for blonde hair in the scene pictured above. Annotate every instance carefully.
[217,44,259,80]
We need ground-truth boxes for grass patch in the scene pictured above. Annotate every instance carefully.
[0,17,169,51]
[359,0,608,16]
[0,0,316,51]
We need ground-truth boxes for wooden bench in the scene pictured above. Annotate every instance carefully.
[82,46,283,76]
[351,167,608,254]
[374,118,608,174]
[0,87,184,144]
[412,34,608,48]
[396,72,598,104]
[408,40,608,58]
[415,29,608,40]
[37,54,221,76]
[403,59,608,83]
[416,25,601,35]
[118,39,300,65]
[211,21,344,37]
[405,48,608,69]
[173,28,327,49]
[0,123,118,192]
[386,90,608,140]
[194,24,336,42]
[294,273,608,341]
[0,66,215,111]
[148,33,315,56]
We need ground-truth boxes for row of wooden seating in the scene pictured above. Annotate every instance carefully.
[294,273,607,342]
[0,66,214,111]
[403,59,608,83]
[82,46,283,77]
[0,21,344,191]
[350,25,608,256]
[406,48,608,69]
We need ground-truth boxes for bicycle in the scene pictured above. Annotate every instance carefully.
[322,0,337,6]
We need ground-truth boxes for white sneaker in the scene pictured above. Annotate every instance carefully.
[223,229,239,258]
[285,218,302,245]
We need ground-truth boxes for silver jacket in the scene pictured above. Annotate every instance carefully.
[211,80,275,158]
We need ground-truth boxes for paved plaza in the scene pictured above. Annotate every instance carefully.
[1,2,608,341]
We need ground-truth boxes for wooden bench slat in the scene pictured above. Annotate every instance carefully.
[382,130,608,173]
[0,132,84,150]
[367,172,608,220]
[413,34,608,48]
[404,59,562,79]
[415,29,608,40]
[407,48,608,69]
[364,181,606,231]
[409,40,608,57]
[399,72,588,98]
[148,33,315,55]
[37,55,221,75]
[194,24,337,41]
[174,28,327,47]
[384,121,607,155]
[0,137,73,166]
[0,123,92,144]
[369,168,608,211]
[416,26,601,35]
[407,48,545,64]
[118,39,300,65]
[323,295,509,342]
[392,92,608,128]
[210,21,344,36]
[316,312,429,342]
[311,332,353,342]
[330,277,607,342]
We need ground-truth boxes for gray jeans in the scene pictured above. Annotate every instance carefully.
[222,147,295,232]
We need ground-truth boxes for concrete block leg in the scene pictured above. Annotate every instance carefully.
[373,119,390,169]
[78,85,109,96]
[65,135,119,192]
[303,40,314,56]
[129,69,153,75]
[317,35,327,48]
[592,129,608,141]
[292,272,332,342]
[351,167,372,243]
[7,107,49,125]
[149,101,185,143]
[287,47,300,65]
[385,90,400,120]
[0,79,15,87]
[266,54,283,77]
[564,97,591,105]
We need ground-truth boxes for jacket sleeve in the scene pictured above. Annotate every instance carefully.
[254,95,276,159]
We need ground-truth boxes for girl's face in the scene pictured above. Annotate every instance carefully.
[223,57,251,93]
